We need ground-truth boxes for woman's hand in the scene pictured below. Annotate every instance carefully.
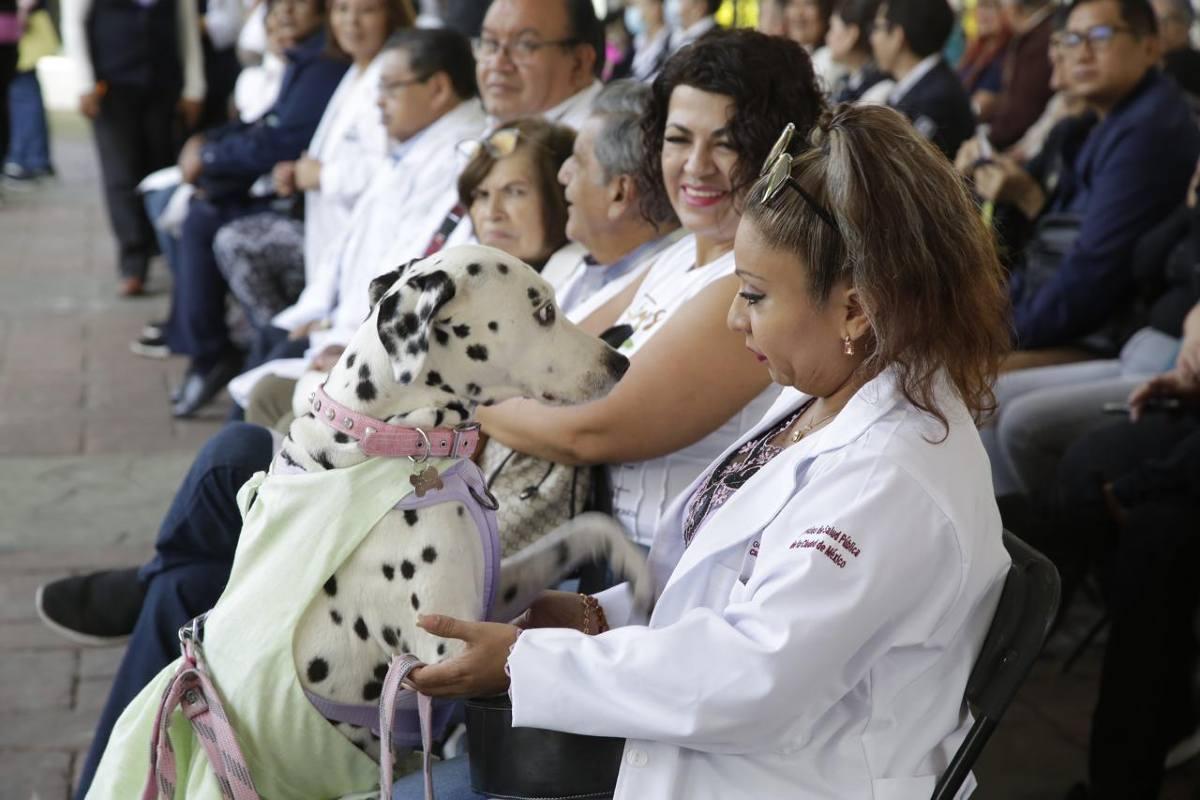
[273,160,297,197]
[511,590,586,630]
[294,153,322,191]
[407,615,521,698]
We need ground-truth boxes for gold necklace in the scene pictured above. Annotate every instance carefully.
[789,408,839,443]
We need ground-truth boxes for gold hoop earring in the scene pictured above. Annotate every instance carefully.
[843,335,854,356]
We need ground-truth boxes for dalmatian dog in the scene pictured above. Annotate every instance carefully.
[279,244,652,759]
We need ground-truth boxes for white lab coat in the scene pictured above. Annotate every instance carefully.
[508,368,1010,799]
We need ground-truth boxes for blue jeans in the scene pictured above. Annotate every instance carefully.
[74,423,275,800]
[5,69,52,173]
[143,185,181,276]
[392,755,486,799]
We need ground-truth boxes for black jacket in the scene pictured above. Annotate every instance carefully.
[890,58,975,159]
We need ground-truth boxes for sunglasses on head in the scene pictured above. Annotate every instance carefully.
[456,127,526,162]
[759,122,841,235]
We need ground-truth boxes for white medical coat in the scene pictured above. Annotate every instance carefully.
[508,369,1010,799]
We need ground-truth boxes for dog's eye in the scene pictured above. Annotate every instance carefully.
[534,302,556,327]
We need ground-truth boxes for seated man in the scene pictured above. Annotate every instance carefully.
[37,76,671,800]
[870,0,975,158]
[1152,0,1200,103]
[979,0,1057,150]
[965,0,1200,364]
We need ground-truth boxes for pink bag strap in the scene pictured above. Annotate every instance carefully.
[378,654,434,800]
[142,620,261,800]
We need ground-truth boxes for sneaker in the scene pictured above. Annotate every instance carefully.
[35,568,146,646]
[142,319,166,339]
[130,332,170,359]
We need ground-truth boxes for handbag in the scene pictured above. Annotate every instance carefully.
[465,694,623,800]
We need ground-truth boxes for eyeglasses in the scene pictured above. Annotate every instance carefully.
[379,74,431,95]
[455,127,529,162]
[471,35,580,64]
[758,123,841,234]
[1057,23,1133,53]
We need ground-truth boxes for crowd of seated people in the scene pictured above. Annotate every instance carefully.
[30,0,1200,795]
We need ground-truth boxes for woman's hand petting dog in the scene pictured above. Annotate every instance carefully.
[408,615,521,698]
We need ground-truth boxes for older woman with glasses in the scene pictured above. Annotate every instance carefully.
[400,104,1013,799]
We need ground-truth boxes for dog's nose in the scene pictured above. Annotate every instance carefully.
[605,349,630,380]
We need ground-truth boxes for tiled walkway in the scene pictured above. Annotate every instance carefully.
[0,114,1196,800]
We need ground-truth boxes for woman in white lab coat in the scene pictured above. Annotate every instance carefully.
[403,104,1015,799]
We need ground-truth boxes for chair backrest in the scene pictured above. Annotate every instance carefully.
[931,529,1061,800]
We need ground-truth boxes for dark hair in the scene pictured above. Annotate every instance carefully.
[701,0,723,15]
[744,104,1010,433]
[457,118,576,264]
[833,0,883,55]
[637,29,826,226]
[1066,0,1158,36]
[325,0,417,61]
[384,27,479,99]
[881,0,954,58]
[564,0,607,78]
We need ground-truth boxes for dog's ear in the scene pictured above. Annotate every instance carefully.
[374,269,457,385]
[366,259,421,311]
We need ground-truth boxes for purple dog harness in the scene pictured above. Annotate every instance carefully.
[143,387,502,800]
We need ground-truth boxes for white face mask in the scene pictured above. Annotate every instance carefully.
[664,0,683,30]
[624,4,646,36]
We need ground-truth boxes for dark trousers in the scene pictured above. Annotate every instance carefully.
[1055,415,1200,799]
[0,44,17,162]
[91,84,178,280]
[6,69,53,172]
[164,195,263,371]
[226,326,310,422]
[74,423,275,800]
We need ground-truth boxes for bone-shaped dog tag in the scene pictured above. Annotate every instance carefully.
[410,466,444,497]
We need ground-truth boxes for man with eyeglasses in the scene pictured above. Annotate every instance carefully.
[869,0,975,159]
[987,0,1200,363]
[473,0,605,129]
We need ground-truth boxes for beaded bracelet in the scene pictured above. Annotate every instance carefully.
[580,593,610,635]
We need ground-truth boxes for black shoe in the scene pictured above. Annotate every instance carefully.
[172,353,244,418]
[35,568,146,646]
[130,331,170,359]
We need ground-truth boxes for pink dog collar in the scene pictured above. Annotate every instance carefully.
[309,386,480,460]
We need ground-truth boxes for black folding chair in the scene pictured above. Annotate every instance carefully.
[931,530,1061,800]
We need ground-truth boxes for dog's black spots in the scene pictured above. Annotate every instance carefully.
[404,509,419,526]
[343,381,350,390]
[439,384,454,394]
[502,585,518,604]
[422,546,438,564]
[280,449,301,468]
[345,352,356,368]
[410,593,420,611]
[400,560,415,580]
[497,262,509,274]
[401,639,411,653]
[333,432,350,444]
[556,541,570,568]
[433,327,450,346]
[417,335,429,352]
[433,410,445,428]
[354,617,369,640]
[382,626,398,647]
[452,324,470,339]
[324,576,337,596]
[356,380,377,402]
[396,311,420,337]
[425,370,443,387]
[467,262,482,276]
[456,506,464,517]
[315,451,334,470]
[488,321,499,332]
[358,364,371,380]
[382,563,395,580]
[466,382,481,396]
[380,330,398,356]
[399,370,412,385]
[362,681,382,702]
[527,287,541,304]
[437,643,446,656]
[330,609,343,625]
[377,291,400,323]
[374,663,389,682]
[405,340,421,357]
[481,398,496,407]
[306,658,330,684]
[446,401,469,421]
[466,344,488,362]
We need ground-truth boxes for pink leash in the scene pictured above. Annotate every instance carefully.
[378,654,435,800]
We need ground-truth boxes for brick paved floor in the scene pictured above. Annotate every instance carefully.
[1,114,1197,800]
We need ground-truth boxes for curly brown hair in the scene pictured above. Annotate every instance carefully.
[636,29,826,227]
[744,104,1011,433]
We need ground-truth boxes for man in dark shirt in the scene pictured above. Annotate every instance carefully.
[1152,0,1200,102]
[870,0,975,159]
